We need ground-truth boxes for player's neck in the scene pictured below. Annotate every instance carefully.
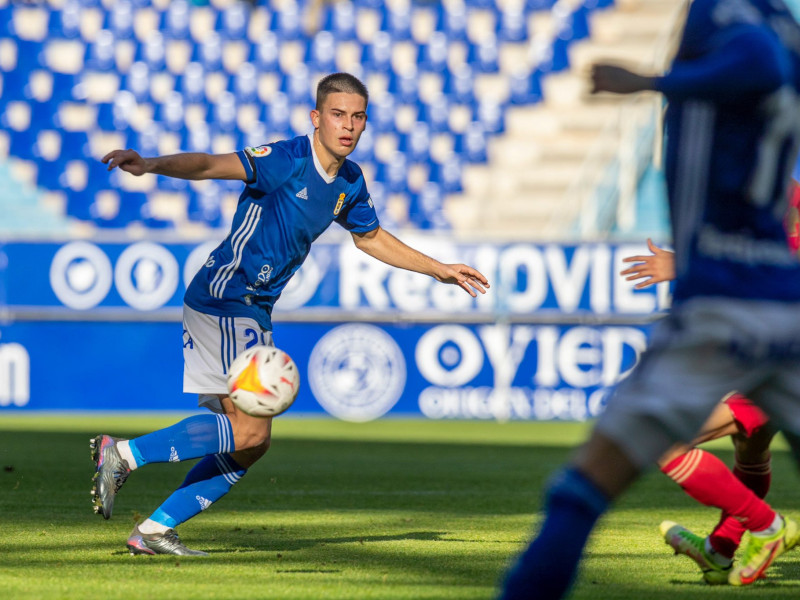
[311,132,345,178]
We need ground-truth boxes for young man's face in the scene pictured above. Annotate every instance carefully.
[311,92,368,160]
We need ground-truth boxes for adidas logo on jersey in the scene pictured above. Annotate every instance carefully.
[296,187,308,200]
[196,495,212,510]
[169,446,179,462]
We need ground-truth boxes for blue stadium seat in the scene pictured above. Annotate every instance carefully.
[282,64,314,104]
[176,62,206,104]
[409,182,449,230]
[380,5,412,41]
[307,31,337,73]
[251,32,280,72]
[192,31,223,71]
[96,90,138,131]
[497,6,529,42]
[467,37,500,73]
[368,95,396,134]
[155,91,186,132]
[435,4,468,41]
[242,121,269,149]
[429,153,464,194]
[51,72,78,105]
[9,128,37,161]
[510,68,543,105]
[417,31,448,72]
[375,151,410,194]
[418,95,450,134]
[474,99,505,134]
[443,65,476,104]
[161,0,191,40]
[218,2,250,40]
[525,0,558,11]
[550,35,571,72]
[30,100,60,129]
[49,2,83,39]
[399,122,431,164]
[229,62,258,104]
[187,182,224,227]
[105,3,135,40]
[122,61,152,103]
[84,29,116,71]
[566,4,591,41]
[361,31,392,73]
[59,130,90,162]
[36,156,64,191]
[211,91,238,133]
[453,124,488,163]
[137,31,166,71]
[322,1,357,41]
[183,122,211,153]
[349,127,375,163]
[262,92,292,136]
[127,122,162,157]
[15,40,44,73]
[270,3,303,41]
[389,68,420,104]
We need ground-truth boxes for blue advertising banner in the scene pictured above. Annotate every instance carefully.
[0,320,651,420]
[0,238,671,317]
[0,238,667,419]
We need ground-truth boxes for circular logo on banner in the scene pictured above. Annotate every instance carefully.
[308,324,406,422]
[114,242,179,310]
[184,240,220,288]
[50,242,113,310]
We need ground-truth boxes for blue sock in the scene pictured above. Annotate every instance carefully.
[149,454,247,528]
[127,414,234,467]
[500,467,610,600]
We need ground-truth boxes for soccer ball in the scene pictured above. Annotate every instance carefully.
[227,346,300,418]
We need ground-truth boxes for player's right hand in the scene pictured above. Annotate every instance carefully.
[620,238,676,289]
[101,149,148,176]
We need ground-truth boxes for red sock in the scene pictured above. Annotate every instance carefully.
[708,457,772,557]
[661,449,776,558]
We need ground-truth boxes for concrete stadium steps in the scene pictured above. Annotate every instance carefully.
[449,0,679,239]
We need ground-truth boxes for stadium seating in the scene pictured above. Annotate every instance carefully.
[0,0,658,237]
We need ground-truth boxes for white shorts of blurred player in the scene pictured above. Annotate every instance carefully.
[182,304,274,414]
[596,297,800,469]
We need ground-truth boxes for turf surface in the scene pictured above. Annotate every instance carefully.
[1,415,799,599]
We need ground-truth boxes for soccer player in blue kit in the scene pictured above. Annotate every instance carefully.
[93,73,489,555]
[499,0,800,596]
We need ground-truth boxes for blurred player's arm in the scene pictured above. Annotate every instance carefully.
[592,29,785,99]
[351,225,489,297]
[101,150,247,181]
[620,238,675,289]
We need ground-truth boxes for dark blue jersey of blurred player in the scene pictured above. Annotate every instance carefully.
[657,0,800,303]
[184,135,378,331]
[500,2,800,599]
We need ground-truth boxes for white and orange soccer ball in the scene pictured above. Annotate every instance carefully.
[227,346,300,418]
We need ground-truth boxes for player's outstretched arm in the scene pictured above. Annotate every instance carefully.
[620,238,675,289]
[101,149,247,181]
[351,226,489,297]
[590,64,657,95]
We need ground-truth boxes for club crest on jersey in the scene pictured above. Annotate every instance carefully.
[333,193,345,216]
[246,145,272,158]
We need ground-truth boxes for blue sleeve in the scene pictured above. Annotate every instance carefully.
[655,28,788,101]
[236,143,293,194]
[335,177,380,233]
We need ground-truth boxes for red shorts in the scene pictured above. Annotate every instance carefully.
[723,393,770,437]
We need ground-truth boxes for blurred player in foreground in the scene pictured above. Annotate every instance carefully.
[499,0,800,596]
[92,72,489,555]
[623,240,775,584]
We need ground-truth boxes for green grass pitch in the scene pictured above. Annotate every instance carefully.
[1,415,799,599]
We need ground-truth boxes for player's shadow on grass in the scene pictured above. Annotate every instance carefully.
[244,530,446,552]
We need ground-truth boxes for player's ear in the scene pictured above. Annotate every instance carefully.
[310,108,320,129]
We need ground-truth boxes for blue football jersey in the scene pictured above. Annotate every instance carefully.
[184,134,379,330]
[657,0,800,304]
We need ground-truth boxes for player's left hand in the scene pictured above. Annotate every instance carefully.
[436,264,490,297]
[591,64,655,95]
